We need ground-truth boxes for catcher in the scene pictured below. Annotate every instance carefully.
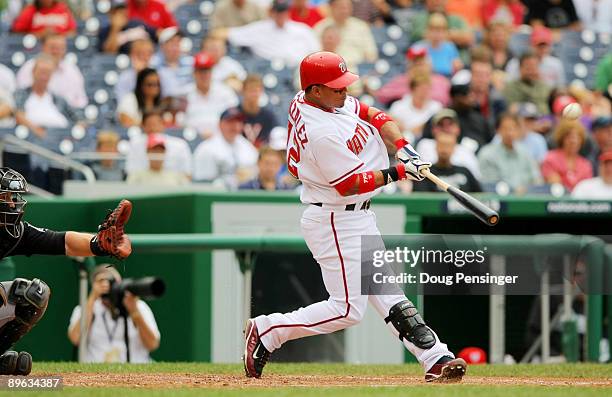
[0,167,132,375]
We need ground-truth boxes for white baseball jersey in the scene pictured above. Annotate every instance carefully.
[286,91,389,205]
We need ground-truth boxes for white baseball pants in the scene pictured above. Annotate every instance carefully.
[254,204,453,371]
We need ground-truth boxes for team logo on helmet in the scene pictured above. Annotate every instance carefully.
[339,62,347,73]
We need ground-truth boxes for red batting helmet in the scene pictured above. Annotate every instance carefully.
[299,51,359,90]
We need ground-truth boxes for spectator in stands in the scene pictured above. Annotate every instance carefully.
[572,151,612,199]
[0,62,17,95]
[573,0,612,34]
[98,0,157,54]
[503,50,552,115]
[114,38,155,102]
[210,0,266,30]
[389,72,442,141]
[193,107,258,189]
[481,0,526,27]
[68,265,160,363]
[416,108,481,178]
[470,46,507,130]
[410,0,473,47]
[289,0,324,27]
[201,36,247,92]
[16,33,87,108]
[314,0,378,66]
[91,131,125,181]
[412,13,462,78]
[515,102,549,163]
[125,109,192,177]
[240,74,279,148]
[414,132,481,192]
[239,146,294,190]
[478,112,541,193]
[586,116,612,174]
[151,27,193,98]
[352,0,395,24]
[217,0,320,67]
[484,20,512,86]
[375,47,450,106]
[595,54,612,96]
[521,0,580,29]
[117,68,161,127]
[505,26,565,89]
[184,52,239,137]
[11,0,77,36]
[541,119,592,192]
[448,82,495,150]
[14,54,83,137]
[127,0,177,31]
[127,133,190,185]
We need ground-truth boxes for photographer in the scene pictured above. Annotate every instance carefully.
[67,266,160,363]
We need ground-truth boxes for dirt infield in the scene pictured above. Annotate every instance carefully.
[48,373,612,389]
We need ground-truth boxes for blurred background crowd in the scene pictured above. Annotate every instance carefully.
[0,0,611,198]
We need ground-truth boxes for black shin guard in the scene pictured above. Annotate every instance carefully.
[0,278,50,353]
[385,300,436,349]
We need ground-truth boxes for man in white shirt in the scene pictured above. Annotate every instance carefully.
[201,36,247,91]
[505,26,565,88]
[313,0,378,66]
[573,0,612,33]
[16,33,88,108]
[184,52,239,137]
[193,107,258,189]
[125,109,193,176]
[572,151,612,199]
[416,109,481,178]
[220,0,320,67]
[67,266,160,363]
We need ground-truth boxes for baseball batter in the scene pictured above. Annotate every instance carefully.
[243,51,466,382]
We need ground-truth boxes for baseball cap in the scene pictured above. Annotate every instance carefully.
[432,108,458,125]
[147,133,166,149]
[271,0,290,12]
[220,107,245,122]
[552,95,577,115]
[599,151,612,163]
[159,27,182,44]
[406,46,428,61]
[193,51,216,69]
[592,116,612,131]
[518,102,540,119]
[531,26,553,45]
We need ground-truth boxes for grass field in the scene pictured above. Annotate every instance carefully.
[0,362,609,397]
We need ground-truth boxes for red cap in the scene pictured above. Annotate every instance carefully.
[299,51,359,90]
[457,347,487,364]
[531,26,553,45]
[599,151,612,163]
[147,133,165,149]
[552,95,577,115]
[194,52,215,69]
[406,46,428,61]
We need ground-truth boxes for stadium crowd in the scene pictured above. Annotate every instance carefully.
[0,0,611,198]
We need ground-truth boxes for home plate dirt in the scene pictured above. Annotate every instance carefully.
[42,373,612,388]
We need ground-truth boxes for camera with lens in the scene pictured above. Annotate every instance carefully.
[102,277,166,317]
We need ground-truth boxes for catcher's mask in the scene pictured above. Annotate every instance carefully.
[0,167,28,238]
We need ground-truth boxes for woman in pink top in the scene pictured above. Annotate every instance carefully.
[541,120,593,192]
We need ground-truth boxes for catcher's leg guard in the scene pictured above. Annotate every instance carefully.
[385,300,436,349]
[0,278,50,353]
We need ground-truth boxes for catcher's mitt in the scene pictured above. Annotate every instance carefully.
[90,199,132,259]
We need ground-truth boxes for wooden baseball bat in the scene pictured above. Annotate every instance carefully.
[420,168,499,226]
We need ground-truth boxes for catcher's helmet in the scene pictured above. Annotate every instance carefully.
[299,51,359,90]
[0,167,28,238]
